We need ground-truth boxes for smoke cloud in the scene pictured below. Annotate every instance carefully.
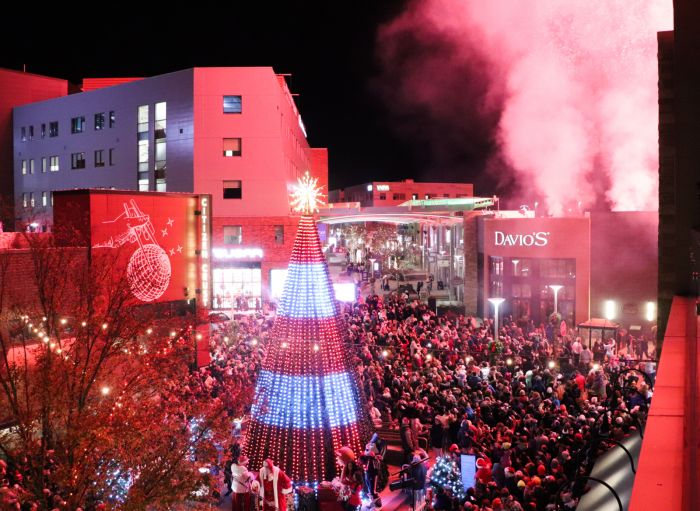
[376,0,672,214]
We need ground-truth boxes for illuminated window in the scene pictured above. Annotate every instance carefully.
[50,156,59,171]
[274,225,284,245]
[223,95,242,114]
[21,160,27,175]
[138,173,149,191]
[155,141,166,166]
[212,266,261,310]
[21,127,26,142]
[41,157,47,173]
[22,193,27,208]
[71,116,85,134]
[94,150,105,167]
[41,123,46,138]
[42,191,47,207]
[49,121,58,137]
[29,159,34,174]
[224,225,242,245]
[137,105,149,133]
[29,192,35,208]
[28,126,34,140]
[94,112,105,130]
[71,152,86,169]
[223,180,242,199]
[223,138,242,157]
[154,102,166,139]
[412,193,418,200]
[109,110,115,128]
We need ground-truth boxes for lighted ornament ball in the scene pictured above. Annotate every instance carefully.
[127,244,171,302]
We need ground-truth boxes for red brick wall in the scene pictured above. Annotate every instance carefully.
[211,215,302,299]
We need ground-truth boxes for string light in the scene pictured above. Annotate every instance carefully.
[146,328,152,335]
[81,321,87,327]
[101,386,111,396]
[102,323,108,330]
[245,214,367,485]
[60,318,67,325]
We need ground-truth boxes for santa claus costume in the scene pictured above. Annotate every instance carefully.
[258,459,293,511]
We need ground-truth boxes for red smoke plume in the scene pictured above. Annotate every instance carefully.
[376,0,672,214]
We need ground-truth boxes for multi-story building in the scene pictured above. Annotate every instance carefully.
[328,179,473,207]
[11,67,328,308]
[0,68,69,230]
[657,26,700,345]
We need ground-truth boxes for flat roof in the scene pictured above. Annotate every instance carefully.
[318,197,495,225]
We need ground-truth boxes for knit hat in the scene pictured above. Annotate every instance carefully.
[335,446,356,464]
[517,480,527,488]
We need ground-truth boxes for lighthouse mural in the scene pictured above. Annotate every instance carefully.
[245,172,370,484]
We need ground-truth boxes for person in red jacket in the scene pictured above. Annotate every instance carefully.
[475,457,493,485]
[336,446,364,511]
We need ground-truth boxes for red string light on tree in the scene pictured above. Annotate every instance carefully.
[244,174,370,485]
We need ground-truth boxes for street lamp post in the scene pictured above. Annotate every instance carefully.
[549,285,563,314]
[488,298,505,340]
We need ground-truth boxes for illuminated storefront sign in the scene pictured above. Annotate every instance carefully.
[200,196,210,308]
[376,184,390,192]
[212,247,264,260]
[494,231,550,247]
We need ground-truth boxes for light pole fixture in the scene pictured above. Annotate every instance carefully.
[511,259,520,275]
[368,258,376,279]
[488,297,505,340]
[549,285,563,314]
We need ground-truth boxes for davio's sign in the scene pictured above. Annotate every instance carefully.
[494,231,550,247]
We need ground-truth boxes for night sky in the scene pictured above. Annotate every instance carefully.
[1,2,501,196]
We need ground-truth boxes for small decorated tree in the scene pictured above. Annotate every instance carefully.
[429,455,466,501]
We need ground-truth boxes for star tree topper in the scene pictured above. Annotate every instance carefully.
[290,171,325,214]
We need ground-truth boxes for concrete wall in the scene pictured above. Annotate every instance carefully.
[590,211,658,329]
[192,68,320,219]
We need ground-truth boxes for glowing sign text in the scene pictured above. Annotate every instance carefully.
[213,247,264,260]
[494,231,550,247]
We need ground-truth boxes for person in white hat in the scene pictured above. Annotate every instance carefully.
[230,455,255,511]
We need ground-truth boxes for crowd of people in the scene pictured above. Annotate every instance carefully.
[345,292,654,510]
[0,289,655,511]
[206,289,654,510]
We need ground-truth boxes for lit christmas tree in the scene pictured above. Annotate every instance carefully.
[429,456,466,501]
[245,172,370,484]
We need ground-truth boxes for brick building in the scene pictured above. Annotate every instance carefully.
[328,179,473,207]
[7,67,328,308]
